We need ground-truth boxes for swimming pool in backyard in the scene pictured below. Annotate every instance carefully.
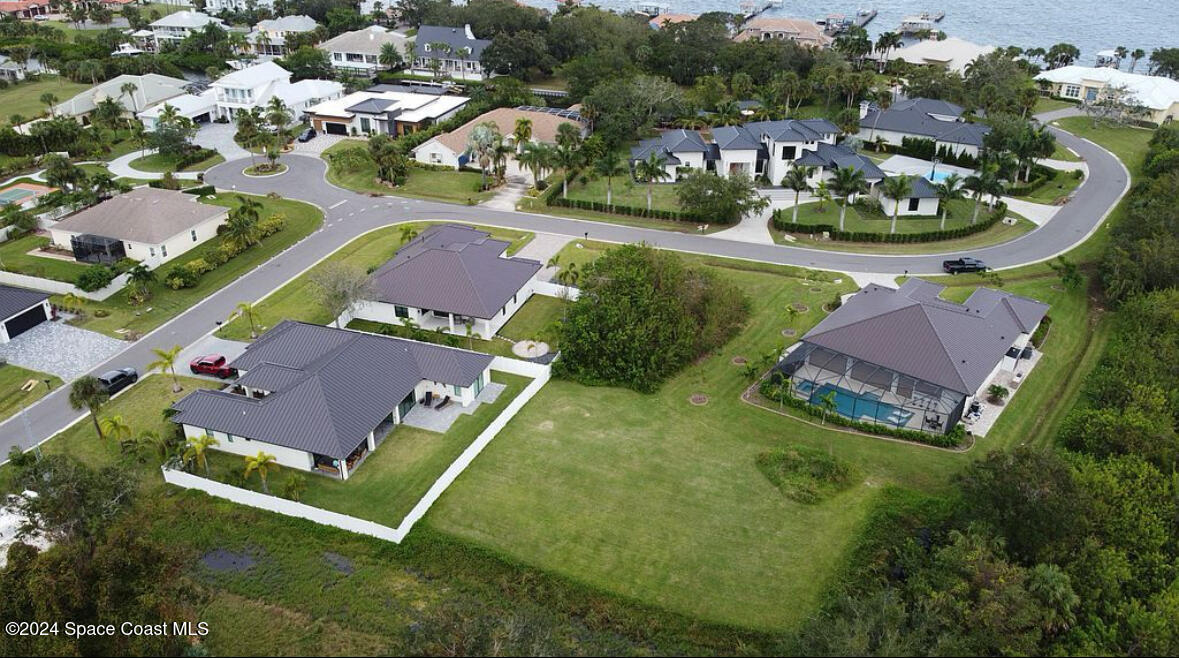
[795,380,914,427]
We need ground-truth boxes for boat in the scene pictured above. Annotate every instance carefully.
[898,11,946,35]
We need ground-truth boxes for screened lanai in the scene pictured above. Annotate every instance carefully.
[774,343,967,435]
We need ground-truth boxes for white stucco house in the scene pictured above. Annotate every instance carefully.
[209,61,343,121]
[347,224,542,339]
[48,188,228,268]
[307,85,469,137]
[875,175,941,217]
[171,321,497,480]
[150,10,224,50]
[411,105,585,169]
[857,97,990,158]
[1035,65,1179,125]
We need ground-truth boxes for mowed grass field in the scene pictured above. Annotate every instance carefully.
[0,75,90,125]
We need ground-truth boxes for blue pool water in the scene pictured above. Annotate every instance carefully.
[795,381,914,427]
[927,170,951,183]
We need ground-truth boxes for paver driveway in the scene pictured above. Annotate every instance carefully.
[0,321,126,381]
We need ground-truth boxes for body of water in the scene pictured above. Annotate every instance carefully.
[523,0,1172,67]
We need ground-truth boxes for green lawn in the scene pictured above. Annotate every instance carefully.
[0,233,93,282]
[1014,168,1084,203]
[63,193,323,338]
[563,175,683,213]
[204,372,531,526]
[0,365,62,425]
[0,75,91,124]
[215,222,533,341]
[1035,97,1079,114]
[321,140,494,204]
[498,294,565,348]
[518,195,727,234]
[1051,142,1081,162]
[129,151,225,173]
[773,215,1038,254]
[782,197,1020,235]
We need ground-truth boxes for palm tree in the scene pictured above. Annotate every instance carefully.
[818,390,838,425]
[149,344,184,392]
[711,99,742,126]
[593,151,628,207]
[813,179,832,212]
[964,164,1002,224]
[398,224,420,244]
[517,141,552,189]
[224,195,264,250]
[184,433,220,477]
[243,451,279,493]
[126,263,155,298]
[235,108,260,167]
[934,173,964,230]
[634,152,671,211]
[98,415,133,443]
[783,166,813,224]
[880,175,914,234]
[512,117,532,153]
[69,376,110,441]
[874,31,902,71]
[828,167,868,232]
[465,121,501,190]
[226,301,259,339]
[40,92,58,118]
[130,429,175,464]
[1114,46,1128,69]
[264,97,291,171]
[1130,48,1146,73]
[553,142,582,199]
[379,41,402,71]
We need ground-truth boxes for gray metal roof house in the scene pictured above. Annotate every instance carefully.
[351,224,542,339]
[858,97,990,155]
[0,284,51,343]
[775,278,1048,435]
[171,320,494,479]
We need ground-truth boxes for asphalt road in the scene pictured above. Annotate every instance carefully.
[0,109,1127,456]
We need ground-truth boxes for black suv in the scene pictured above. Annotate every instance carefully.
[97,367,138,395]
[942,258,988,274]
[297,127,316,142]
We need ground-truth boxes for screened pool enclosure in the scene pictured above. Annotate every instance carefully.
[773,343,966,435]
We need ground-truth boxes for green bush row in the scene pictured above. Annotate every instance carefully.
[163,215,285,290]
[758,378,966,448]
[773,202,1008,243]
[543,172,704,222]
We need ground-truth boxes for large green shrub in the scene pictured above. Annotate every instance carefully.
[554,244,750,392]
[74,265,116,292]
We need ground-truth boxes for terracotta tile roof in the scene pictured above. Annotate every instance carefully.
[433,106,582,155]
[734,17,832,47]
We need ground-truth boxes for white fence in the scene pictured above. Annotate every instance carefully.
[533,280,580,301]
[162,358,552,543]
[0,270,130,301]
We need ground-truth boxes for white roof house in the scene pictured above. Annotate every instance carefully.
[1035,65,1179,124]
[205,0,274,12]
[307,88,469,136]
[247,14,318,57]
[885,37,996,75]
[54,73,190,120]
[137,89,218,130]
[150,10,225,47]
[318,25,411,76]
[209,61,343,121]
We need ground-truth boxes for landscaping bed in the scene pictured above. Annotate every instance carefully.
[130,150,225,173]
[773,198,1014,243]
[321,141,494,204]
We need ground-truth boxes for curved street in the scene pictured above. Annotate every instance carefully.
[0,109,1129,456]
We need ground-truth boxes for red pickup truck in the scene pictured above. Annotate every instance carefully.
[189,354,237,379]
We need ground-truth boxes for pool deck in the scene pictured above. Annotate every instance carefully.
[964,350,1043,437]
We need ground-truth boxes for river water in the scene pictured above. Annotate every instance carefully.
[522,0,1173,67]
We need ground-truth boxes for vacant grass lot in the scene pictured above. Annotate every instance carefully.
[563,176,682,213]
[204,372,531,526]
[1014,168,1083,203]
[498,294,564,347]
[0,233,93,282]
[0,365,61,424]
[130,151,225,173]
[0,75,90,124]
[216,222,532,341]
[63,193,322,337]
[321,141,494,204]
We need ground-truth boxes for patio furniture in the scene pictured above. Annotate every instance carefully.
[435,395,452,411]
[422,391,433,407]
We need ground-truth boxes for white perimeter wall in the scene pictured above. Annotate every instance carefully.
[183,423,316,471]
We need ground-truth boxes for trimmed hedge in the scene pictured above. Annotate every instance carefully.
[182,185,216,196]
[894,137,980,168]
[543,172,705,223]
[759,377,966,448]
[773,201,1009,243]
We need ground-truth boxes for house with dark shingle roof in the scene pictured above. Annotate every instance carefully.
[875,174,941,216]
[348,224,541,339]
[629,129,712,180]
[774,278,1048,435]
[171,321,495,479]
[412,24,492,80]
[857,97,990,157]
[0,284,51,343]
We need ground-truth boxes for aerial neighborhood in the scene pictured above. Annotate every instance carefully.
[0,1,1177,656]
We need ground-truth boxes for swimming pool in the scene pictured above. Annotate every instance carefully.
[795,381,914,427]
[927,170,951,183]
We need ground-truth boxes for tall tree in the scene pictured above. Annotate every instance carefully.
[634,151,671,211]
[880,175,914,234]
[593,150,628,207]
[148,344,184,393]
[828,167,868,232]
[69,375,111,441]
[934,172,965,229]
[783,166,813,224]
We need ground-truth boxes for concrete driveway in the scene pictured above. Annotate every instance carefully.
[291,133,352,156]
[0,320,126,381]
[194,122,251,161]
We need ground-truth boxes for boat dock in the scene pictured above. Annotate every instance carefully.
[739,0,781,21]
[821,8,878,35]
[897,11,946,34]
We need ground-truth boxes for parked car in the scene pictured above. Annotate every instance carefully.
[97,368,138,395]
[189,354,237,379]
[297,127,316,142]
[942,257,988,274]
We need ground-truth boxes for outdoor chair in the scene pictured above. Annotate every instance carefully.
[422,391,433,407]
[435,395,452,411]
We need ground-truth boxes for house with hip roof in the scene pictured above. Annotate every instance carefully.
[207,61,343,121]
[171,321,496,479]
[54,73,191,124]
[48,188,229,268]
[150,10,225,50]
[857,97,990,158]
[411,105,586,169]
[245,14,318,58]
[1034,65,1179,125]
[775,278,1048,435]
[347,224,542,339]
[318,25,412,77]
[411,24,491,80]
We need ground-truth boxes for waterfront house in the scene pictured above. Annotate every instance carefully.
[412,24,491,80]
[318,25,411,78]
[856,98,989,158]
[1035,65,1179,125]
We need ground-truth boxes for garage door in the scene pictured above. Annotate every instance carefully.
[325,122,348,135]
[192,112,211,123]
[4,304,47,340]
